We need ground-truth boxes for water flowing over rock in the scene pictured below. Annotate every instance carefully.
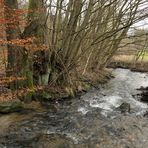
[0,69,148,148]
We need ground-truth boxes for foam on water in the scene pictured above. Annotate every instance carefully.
[78,107,89,114]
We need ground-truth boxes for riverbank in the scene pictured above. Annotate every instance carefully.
[108,61,148,72]
[0,69,113,114]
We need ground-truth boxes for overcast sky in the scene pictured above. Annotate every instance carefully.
[133,18,148,29]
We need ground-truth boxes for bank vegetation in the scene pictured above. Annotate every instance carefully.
[0,0,148,101]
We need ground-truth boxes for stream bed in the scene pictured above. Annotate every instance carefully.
[0,68,148,148]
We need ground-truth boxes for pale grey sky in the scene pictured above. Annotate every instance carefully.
[133,18,148,29]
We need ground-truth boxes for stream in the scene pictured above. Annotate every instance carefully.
[0,68,148,148]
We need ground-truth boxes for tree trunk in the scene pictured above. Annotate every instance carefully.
[23,0,50,85]
[4,0,33,89]
[4,0,21,74]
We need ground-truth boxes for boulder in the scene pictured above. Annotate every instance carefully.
[141,93,148,102]
[116,102,130,113]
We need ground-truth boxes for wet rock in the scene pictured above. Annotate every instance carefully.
[137,87,148,102]
[35,134,74,148]
[116,102,130,113]
[42,103,59,112]
[143,111,148,117]
[141,93,148,102]
[0,101,24,114]
[137,86,148,90]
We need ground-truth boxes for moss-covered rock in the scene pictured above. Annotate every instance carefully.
[116,102,130,113]
[0,101,24,114]
[34,91,69,102]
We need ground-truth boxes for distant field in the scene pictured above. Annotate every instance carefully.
[113,53,148,63]
[141,54,148,61]
[110,51,148,72]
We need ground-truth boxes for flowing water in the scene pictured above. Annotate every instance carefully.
[0,68,148,148]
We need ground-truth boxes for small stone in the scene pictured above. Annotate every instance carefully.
[116,102,130,113]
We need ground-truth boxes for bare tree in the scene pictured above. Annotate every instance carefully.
[2,0,148,94]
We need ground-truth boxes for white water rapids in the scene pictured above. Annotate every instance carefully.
[79,68,148,116]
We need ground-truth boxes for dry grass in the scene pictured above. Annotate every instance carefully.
[113,55,135,62]
[113,54,148,63]
[110,54,148,72]
[84,69,112,83]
